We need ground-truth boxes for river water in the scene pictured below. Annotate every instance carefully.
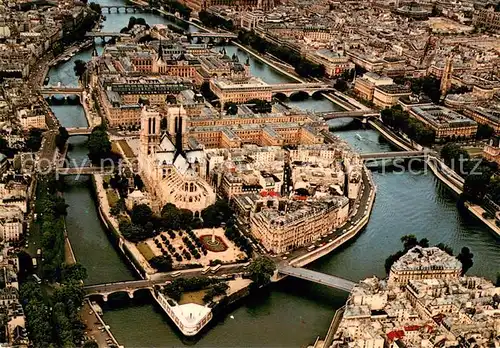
[46,2,500,347]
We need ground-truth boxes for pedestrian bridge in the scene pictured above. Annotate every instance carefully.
[361,150,429,161]
[278,265,356,292]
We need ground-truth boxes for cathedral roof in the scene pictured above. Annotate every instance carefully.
[160,133,176,151]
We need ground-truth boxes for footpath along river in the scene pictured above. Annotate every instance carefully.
[45,2,500,346]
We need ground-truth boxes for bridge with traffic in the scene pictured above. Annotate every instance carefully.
[318,110,379,120]
[271,82,335,98]
[40,86,84,96]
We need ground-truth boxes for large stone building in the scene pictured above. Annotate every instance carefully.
[250,195,349,254]
[138,107,216,213]
[463,106,500,134]
[0,205,23,242]
[334,274,500,348]
[224,143,361,254]
[388,246,462,287]
[209,77,272,108]
[473,7,500,32]
[353,72,394,102]
[409,105,477,141]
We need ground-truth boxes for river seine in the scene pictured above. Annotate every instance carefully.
[45,2,500,346]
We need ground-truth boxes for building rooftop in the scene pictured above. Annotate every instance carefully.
[391,246,462,272]
[410,105,477,129]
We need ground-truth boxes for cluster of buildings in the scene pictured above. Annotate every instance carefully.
[331,247,500,347]
[204,142,362,254]
[0,249,27,346]
[0,1,91,79]
[135,102,363,254]
[198,0,500,143]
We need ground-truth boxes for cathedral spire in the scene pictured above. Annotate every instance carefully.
[175,106,183,154]
[157,39,164,62]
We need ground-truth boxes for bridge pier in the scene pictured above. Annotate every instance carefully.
[102,294,108,302]
[107,7,111,13]
[128,290,134,299]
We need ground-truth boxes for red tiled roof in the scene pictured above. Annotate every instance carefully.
[404,325,420,332]
[387,330,405,341]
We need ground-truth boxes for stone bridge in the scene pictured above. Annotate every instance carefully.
[278,265,356,292]
[190,32,237,39]
[271,82,335,98]
[100,5,143,13]
[40,86,84,96]
[84,280,155,301]
[85,31,131,39]
[319,110,379,120]
[67,127,92,136]
[56,166,115,175]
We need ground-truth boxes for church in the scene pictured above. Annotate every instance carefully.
[138,106,216,214]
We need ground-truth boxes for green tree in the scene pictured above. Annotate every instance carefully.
[464,167,492,201]
[25,128,43,151]
[476,124,494,140]
[225,102,238,115]
[131,204,153,226]
[134,174,145,190]
[61,263,88,282]
[83,340,99,348]
[120,221,150,242]
[161,203,181,230]
[248,256,276,286]
[247,99,272,113]
[457,247,474,275]
[73,60,87,79]
[89,2,101,14]
[401,234,418,251]
[150,256,173,272]
[55,126,69,151]
[87,126,111,162]
[435,243,454,255]
[334,79,348,92]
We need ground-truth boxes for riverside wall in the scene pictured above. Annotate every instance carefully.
[288,167,376,268]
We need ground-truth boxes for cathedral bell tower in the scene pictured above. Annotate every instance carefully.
[140,107,161,156]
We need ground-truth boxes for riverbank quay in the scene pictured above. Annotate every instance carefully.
[92,174,153,277]
[368,119,500,238]
[83,300,121,348]
[284,166,376,269]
